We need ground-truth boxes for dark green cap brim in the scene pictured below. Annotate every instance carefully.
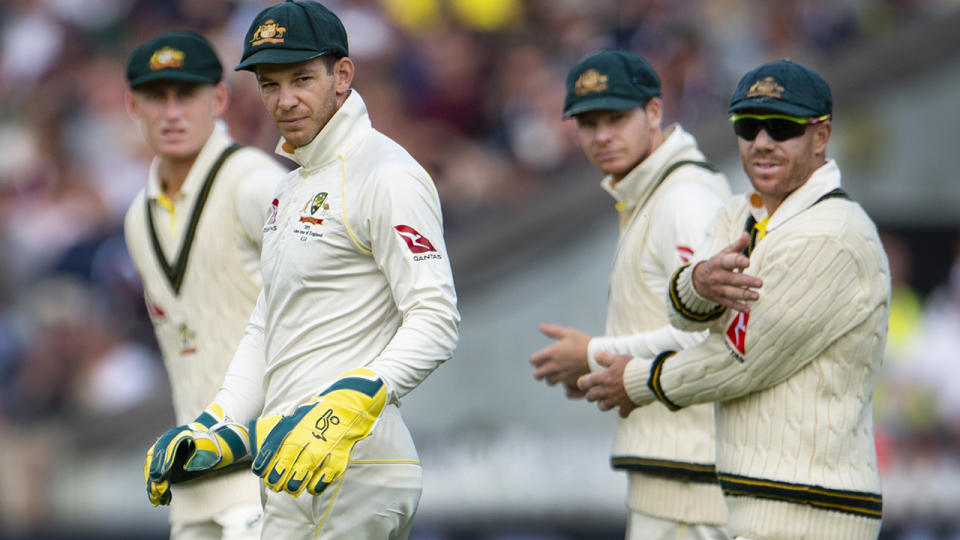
[728,96,822,118]
[130,71,219,89]
[235,48,326,71]
[562,96,645,119]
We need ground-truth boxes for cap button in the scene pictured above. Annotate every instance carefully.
[750,193,764,208]
[282,142,297,153]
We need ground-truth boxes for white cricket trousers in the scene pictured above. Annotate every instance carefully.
[627,510,731,540]
[170,503,263,540]
[259,405,423,540]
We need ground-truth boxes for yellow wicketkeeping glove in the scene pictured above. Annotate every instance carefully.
[143,403,251,506]
[249,368,387,497]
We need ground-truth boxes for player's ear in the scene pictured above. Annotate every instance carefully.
[333,57,354,97]
[812,121,831,155]
[644,97,663,128]
[213,82,230,117]
[124,89,140,120]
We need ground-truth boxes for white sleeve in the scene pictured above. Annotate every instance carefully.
[666,199,741,331]
[583,176,721,372]
[586,326,706,372]
[233,159,286,250]
[649,178,726,272]
[213,291,268,423]
[365,166,460,399]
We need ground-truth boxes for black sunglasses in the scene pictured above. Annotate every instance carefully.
[731,113,831,142]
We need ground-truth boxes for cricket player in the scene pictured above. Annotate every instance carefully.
[124,31,285,539]
[579,60,889,539]
[141,2,460,539]
[529,50,732,538]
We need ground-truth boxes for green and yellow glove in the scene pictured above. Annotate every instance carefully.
[250,368,387,497]
[143,403,251,506]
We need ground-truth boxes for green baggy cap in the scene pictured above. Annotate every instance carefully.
[562,50,660,119]
[127,31,222,89]
[235,0,348,72]
[728,59,832,118]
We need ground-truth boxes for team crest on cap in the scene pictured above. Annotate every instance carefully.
[149,47,185,71]
[251,19,287,46]
[747,76,785,98]
[574,69,608,96]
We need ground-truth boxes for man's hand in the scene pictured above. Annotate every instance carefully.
[250,368,386,497]
[577,353,637,418]
[530,323,591,391]
[692,232,763,312]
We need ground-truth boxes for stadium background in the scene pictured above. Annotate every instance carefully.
[1,0,959,538]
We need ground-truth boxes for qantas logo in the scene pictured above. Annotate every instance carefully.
[677,245,694,264]
[725,311,749,356]
[394,225,437,254]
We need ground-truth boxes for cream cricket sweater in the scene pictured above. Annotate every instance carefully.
[630,161,888,539]
[124,122,285,523]
[585,125,731,525]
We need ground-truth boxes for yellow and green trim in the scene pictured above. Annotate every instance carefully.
[647,350,681,411]
[611,456,719,484]
[718,472,882,519]
[668,264,727,322]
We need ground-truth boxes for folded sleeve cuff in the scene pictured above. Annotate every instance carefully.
[623,356,655,405]
[646,351,682,411]
[586,337,607,373]
[668,263,726,324]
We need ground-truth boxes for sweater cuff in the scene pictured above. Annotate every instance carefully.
[646,351,682,411]
[623,357,655,405]
[669,263,725,322]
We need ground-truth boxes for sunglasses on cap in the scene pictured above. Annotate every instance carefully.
[730,113,831,142]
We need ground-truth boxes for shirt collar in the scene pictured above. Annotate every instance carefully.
[600,124,694,207]
[146,121,232,200]
[746,159,842,229]
[274,90,372,170]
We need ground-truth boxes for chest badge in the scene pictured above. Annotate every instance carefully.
[299,192,328,226]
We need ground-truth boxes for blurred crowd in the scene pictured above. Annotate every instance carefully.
[1,0,958,536]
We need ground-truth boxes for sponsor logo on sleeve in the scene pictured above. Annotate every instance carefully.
[677,245,694,264]
[264,198,279,232]
[144,290,166,321]
[394,225,442,261]
[725,311,748,361]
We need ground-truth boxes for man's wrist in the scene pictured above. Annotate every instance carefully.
[670,263,724,322]
[623,356,655,405]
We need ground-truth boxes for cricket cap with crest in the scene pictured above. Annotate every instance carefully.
[127,31,222,89]
[235,0,348,72]
[728,59,832,118]
[562,50,660,119]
